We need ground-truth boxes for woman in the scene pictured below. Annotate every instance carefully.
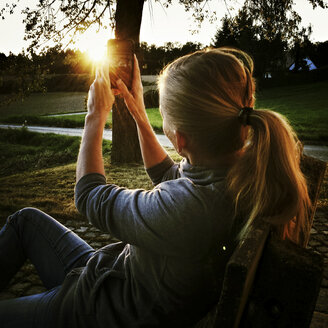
[0,48,310,327]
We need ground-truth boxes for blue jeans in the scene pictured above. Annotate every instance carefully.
[0,208,95,327]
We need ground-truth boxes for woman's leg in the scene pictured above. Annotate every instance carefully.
[0,207,96,327]
[0,287,59,328]
[0,207,95,290]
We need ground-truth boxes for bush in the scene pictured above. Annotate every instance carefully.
[257,67,328,90]
[0,74,93,94]
[143,89,159,108]
[45,74,93,92]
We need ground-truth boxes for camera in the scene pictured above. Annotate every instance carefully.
[107,39,134,90]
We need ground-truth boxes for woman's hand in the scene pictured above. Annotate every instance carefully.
[116,55,168,169]
[87,62,115,123]
[116,55,148,126]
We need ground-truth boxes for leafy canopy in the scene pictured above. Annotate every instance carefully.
[1,0,325,53]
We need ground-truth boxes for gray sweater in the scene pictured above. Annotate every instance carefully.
[54,156,237,327]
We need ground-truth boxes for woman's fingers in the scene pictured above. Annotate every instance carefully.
[112,88,120,96]
[117,79,133,104]
[111,58,146,123]
[87,61,115,116]
[116,79,138,115]
[133,55,141,80]
[131,55,143,92]
[116,79,129,97]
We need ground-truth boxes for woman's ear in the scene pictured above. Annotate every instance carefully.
[174,130,188,154]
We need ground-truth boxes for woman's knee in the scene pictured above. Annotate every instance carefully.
[7,207,46,229]
[9,207,40,220]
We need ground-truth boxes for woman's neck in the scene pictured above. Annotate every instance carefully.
[186,149,243,168]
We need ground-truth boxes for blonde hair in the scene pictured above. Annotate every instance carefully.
[159,48,311,247]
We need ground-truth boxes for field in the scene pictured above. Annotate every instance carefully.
[0,92,87,116]
[0,80,327,143]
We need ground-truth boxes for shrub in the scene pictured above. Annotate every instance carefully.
[143,89,159,108]
[45,74,93,92]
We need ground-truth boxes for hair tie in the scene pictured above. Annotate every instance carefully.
[238,106,253,126]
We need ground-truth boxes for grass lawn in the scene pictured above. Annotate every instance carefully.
[0,129,181,227]
[256,81,328,143]
[0,80,327,143]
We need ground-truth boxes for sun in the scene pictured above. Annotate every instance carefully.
[87,46,106,63]
[76,29,109,64]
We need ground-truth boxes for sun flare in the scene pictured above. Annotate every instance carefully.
[87,46,106,63]
[76,29,109,64]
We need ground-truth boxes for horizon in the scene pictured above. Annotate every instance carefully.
[0,0,327,56]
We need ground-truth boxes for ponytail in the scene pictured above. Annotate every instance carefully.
[159,47,311,247]
[227,109,311,246]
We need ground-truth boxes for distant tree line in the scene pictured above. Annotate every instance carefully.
[139,41,203,74]
[0,38,327,99]
[0,41,203,77]
[0,47,92,76]
[1,39,327,77]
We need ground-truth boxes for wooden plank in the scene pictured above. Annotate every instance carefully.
[214,219,271,328]
[241,237,324,328]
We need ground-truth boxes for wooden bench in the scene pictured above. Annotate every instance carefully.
[194,154,327,328]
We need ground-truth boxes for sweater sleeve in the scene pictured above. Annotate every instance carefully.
[146,155,180,185]
[75,173,210,256]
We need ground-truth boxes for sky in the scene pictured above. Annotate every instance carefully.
[0,0,327,57]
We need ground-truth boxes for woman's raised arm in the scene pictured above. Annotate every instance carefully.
[76,65,114,182]
[116,56,168,169]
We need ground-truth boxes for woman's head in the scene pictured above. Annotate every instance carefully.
[159,47,311,247]
[158,47,255,157]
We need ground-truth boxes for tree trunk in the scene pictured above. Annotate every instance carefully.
[111,0,144,163]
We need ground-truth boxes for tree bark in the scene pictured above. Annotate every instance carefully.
[111,0,144,163]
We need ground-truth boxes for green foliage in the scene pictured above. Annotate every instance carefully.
[0,52,47,106]
[44,74,93,92]
[213,7,297,77]
[140,41,203,74]
[1,1,327,55]
[211,1,328,78]
[143,89,159,108]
